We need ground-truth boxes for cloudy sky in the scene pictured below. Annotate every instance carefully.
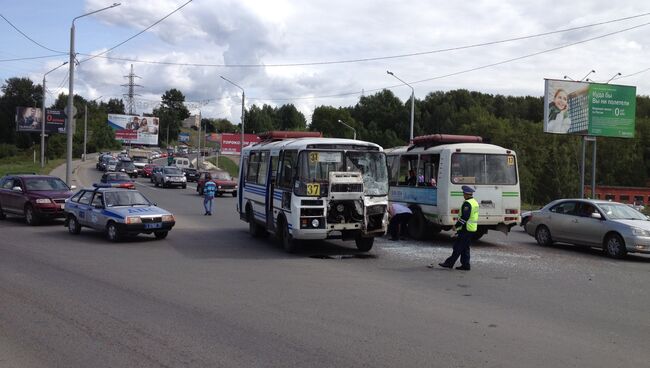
[2,0,649,123]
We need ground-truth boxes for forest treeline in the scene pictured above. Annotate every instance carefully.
[3,76,650,205]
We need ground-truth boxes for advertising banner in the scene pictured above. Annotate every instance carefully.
[206,133,219,142]
[16,107,66,134]
[178,132,190,142]
[544,79,636,138]
[220,133,260,154]
[107,114,159,145]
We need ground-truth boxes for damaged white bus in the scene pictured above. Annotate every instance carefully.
[238,131,389,253]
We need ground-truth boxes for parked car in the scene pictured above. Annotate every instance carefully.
[143,164,159,178]
[64,184,175,241]
[524,198,650,258]
[115,159,138,178]
[100,172,135,189]
[153,166,187,188]
[183,168,200,182]
[197,171,238,197]
[0,174,75,225]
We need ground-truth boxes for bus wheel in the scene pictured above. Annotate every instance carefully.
[282,222,298,253]
[247,208,264,238]
[407,209,427,240]
[355,236,374,252]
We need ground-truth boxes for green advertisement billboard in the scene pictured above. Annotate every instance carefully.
[544,79,636,138]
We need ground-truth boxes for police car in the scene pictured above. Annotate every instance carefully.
[64,183,175,241]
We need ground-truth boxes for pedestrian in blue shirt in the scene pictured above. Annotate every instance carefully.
[203,174,217,215]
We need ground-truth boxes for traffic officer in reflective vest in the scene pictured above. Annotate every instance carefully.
[432,185,479,270]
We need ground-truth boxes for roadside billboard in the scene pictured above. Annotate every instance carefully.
[15,107,66,134]
[107,114,159,145]
[220,133,260,154]
[178,132,190,142]
[544,79,636,138]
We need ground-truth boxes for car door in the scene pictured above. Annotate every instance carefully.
[570,202,608,246]
[89,192,106,229]
[547,201,579,242]
[75,190,94,225]
[0,177,17,213]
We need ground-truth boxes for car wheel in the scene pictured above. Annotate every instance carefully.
[154,231,168,239]
[182,184,186,189]
[106,222,122,242]
[355,236,374,252]
[282,220,298,253]
[154,180,159,187]
[604,233,627,258]
[232,192,237,198]
[535,225,553,246]
[67,215,81,235]
[25,205,40,226]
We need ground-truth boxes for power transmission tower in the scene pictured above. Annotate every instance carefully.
[121,64,142,115]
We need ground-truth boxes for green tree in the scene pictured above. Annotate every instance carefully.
[153,89,190,146]
[0,77,43,146]
[276,104,307,130]
[246,105,274,133]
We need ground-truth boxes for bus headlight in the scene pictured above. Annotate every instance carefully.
[311,219,320,228]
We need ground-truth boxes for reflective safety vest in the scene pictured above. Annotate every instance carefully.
[466,198,479,232]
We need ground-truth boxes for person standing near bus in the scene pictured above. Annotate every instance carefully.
[431,185,478,270]
[203,174,217,215]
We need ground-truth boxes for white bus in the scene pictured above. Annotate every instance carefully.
[238,131,389,253]
[385,134,520,240]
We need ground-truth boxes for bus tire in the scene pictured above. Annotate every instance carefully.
[355,236,374,252]
[282,221,298,253]
[407,209,427,240]
[247,207,264,238]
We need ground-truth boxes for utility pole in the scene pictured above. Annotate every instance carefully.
[197,111,201,169]
[122,64,142,115]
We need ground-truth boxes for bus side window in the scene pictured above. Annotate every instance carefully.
[398,155,418,186]
[419,154,440,188]
[270,155,279,183]
[247,152,260,183]
[257,151,269,185]
[387,156,399,186]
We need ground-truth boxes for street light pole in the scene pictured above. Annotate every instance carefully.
[66,2,121,185]
[220,76,245,155]
[337,119,356,140]
[197,110,201,169]
[387,70,415,143]
[42,61,68,168]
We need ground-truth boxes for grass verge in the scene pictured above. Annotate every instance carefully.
[0,155,66,177]
[207,156,239,178]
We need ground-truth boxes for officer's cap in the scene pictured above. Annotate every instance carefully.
[461,185,475,194]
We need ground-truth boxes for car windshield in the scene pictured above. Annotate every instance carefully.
[451,153,517,185]
[24,178,69,191]
[108,160,118,165]
[120,161,135,169]
[104,191,150,207]
[297,150,388,196]
[214,172,232,180]
[164,168,182,175]
[598,203,647,220]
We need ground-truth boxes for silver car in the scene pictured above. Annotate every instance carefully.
[525,198,650,258]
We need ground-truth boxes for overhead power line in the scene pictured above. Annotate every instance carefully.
[0,13,66,53]
[75,11,650,68]
[246,20,650,102]
[0,54,67,62]
[78,0,193,64]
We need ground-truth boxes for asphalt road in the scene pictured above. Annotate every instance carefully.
[1,159,648,367]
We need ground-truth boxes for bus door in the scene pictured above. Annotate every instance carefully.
[266,155,279,231]
[238,155,248,220]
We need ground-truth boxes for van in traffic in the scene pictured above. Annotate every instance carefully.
[172,157,192,169]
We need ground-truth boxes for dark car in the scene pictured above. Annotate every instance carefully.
[197,171,238,197]
[183,168,200,182]
[97,154,113,171]
[100,172,135,189]
[0,174,75,225]
[150,166,163,183]
[115,159,138,178]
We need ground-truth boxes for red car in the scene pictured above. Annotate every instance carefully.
[0,174,75,225]
[197,171,238,197]
[142,164,159,178]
